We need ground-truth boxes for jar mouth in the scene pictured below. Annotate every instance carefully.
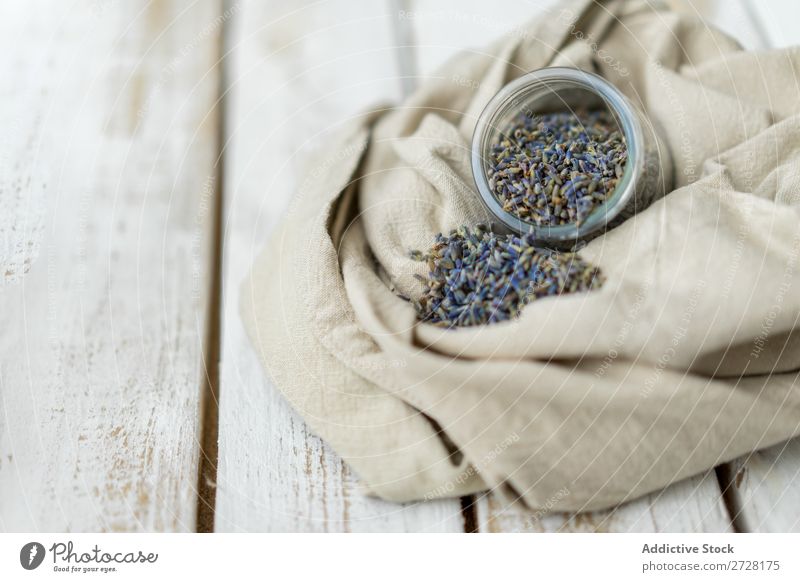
[471,67,644,241]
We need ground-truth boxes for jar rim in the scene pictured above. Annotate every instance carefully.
[470,66,644,241]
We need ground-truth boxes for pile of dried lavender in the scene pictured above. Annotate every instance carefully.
[487,109,627,226]
[410,225,603,327]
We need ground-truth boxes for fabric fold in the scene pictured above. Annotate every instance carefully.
[243,0,800,510]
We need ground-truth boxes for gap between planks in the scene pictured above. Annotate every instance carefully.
[195,0,235,533]
[714,463,746,533]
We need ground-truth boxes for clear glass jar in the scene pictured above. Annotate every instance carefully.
[471,67,671,245]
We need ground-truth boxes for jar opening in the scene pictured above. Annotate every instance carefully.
[471,67,644,243]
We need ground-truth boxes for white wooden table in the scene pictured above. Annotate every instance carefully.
[1,0,798,533]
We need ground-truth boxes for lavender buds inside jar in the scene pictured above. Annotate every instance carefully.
[488,109,627,227]
[472,67,670,245]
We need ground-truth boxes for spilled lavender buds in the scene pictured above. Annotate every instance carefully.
[488,109,627,226]
[410,225,604,327]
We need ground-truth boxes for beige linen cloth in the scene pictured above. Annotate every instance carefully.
[242,0,800,511]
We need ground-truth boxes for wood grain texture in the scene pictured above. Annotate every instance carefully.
[724,440,800,532]
[213,0,465,532]
[6,0,795,534]
[740,0,800,49]
[0,0,221,531]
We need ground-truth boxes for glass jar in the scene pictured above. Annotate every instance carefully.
[471,67,671,245]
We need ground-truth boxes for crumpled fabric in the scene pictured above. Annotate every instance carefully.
[242,0,800,511]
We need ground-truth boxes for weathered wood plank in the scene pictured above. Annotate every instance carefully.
[406,0,560,82]
[724,441,800,532]
[665,0,765,49]
[741,0,800,49]
[407,0,734,532]
[214,0,464,532]
[0,0,222,531]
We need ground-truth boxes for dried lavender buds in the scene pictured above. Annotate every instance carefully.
[487,110,627,226]
[410,225,604,327]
